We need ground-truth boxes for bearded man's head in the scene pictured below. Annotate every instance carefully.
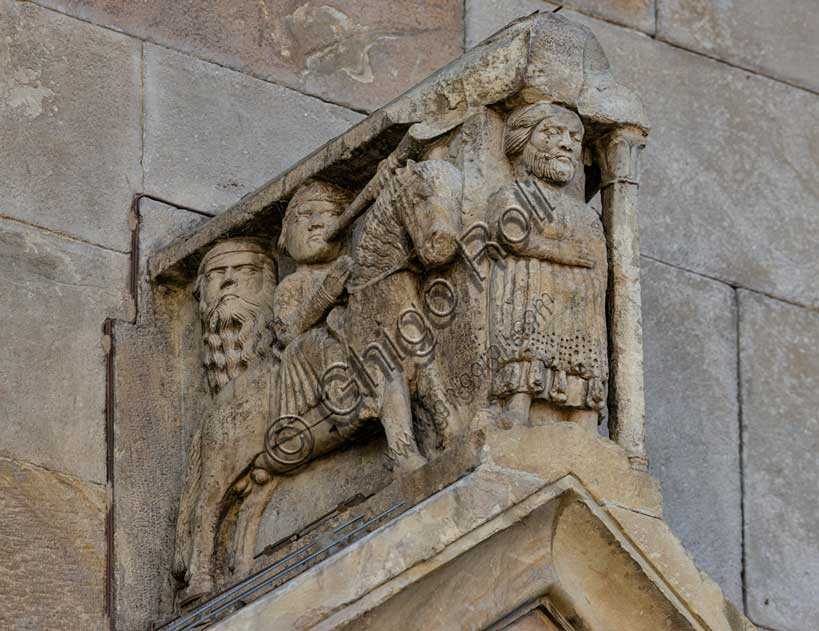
[504,102,584,185]
[193,238,278,394]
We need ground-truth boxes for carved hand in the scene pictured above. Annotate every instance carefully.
[321,255,354,299]
[557,242,595,268]
[512,237,595,268]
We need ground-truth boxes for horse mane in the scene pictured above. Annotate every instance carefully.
[351,160,460,288]
[351,179,411,288]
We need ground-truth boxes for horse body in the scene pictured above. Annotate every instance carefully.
[343,159,463,469]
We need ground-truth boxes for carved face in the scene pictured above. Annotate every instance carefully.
[523,108,584,184]
[195,243,277,393]
[283,200,343,264]
[202,251,270,309]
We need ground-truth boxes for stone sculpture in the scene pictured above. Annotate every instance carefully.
[173,238,279,601]
[103,12,761,631]
[488,102,608,430]
[195,238,278,395]
[152,9,671,618]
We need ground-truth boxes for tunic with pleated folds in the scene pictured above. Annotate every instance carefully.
[488,179,608,410]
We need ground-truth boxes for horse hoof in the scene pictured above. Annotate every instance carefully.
[178,577,215,609]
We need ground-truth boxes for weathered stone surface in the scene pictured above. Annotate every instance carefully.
[143,44,363,214]
[658,0,819,92]
[739,290,819,630]
[465,0,558,48]
[487,424,662,517]
[114,199,208,631]
[579,15,819,308]
[641,257,742,607]
[0,456,106,631]
[465,0,655,48]
[210,462,744,631]
[0,218,129,483]
[34,0,464,111]
[148,12,649,277]
[137,199,209,286]
[605,505,741,631]
[0,0,141,251]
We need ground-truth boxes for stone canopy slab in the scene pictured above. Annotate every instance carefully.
[147,11,647,284]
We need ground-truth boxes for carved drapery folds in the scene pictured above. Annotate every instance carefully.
[143,11,657,611]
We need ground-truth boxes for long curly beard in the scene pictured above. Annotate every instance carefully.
[201,291,275,394]
[523,143,576,184]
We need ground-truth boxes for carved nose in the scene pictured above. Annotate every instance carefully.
[220,270,237,290]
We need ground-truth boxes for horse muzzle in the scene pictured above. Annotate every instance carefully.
[419,229,458,268]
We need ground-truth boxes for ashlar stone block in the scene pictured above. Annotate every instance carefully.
[739,290,819,631]
[143,45,364,214]
[0,218,129,483]
[658,0,819,93]
[465,0,655,48]
[33,0,464,111]
[0,457,106,631]
[641,257,742,607]
[580,15,819,309]
[0,0,141,251]
[113,199,208,631]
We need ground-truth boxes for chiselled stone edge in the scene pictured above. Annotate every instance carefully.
[213,466,748,631]
[147,10,648,284]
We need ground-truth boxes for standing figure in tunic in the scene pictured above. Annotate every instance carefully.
[488,102,608,430]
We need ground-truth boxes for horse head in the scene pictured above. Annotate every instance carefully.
[394,159,463,269]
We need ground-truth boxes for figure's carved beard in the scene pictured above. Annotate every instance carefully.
[523,143,576,184]
[200,289,275,394]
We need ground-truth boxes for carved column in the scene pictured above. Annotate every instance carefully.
[596,126,648,471]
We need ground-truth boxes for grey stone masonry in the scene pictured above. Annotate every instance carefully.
[466,0,558,48]
[583,16,819,310]
[739,290,819,631]
[0,0,142,252]
[465,0,655,48]
[469,4,819,310]
[113,200,209,631]
[143,44,364,214]
[0,456,107,631]
[0,218,129,483]
[31,0,464,112]
[641,258,742,608]
[658,0,819,93]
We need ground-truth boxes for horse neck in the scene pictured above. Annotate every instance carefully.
[351,193,412,286]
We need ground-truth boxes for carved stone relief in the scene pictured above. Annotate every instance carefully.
[156,11,655,607]
[112,11,755,631]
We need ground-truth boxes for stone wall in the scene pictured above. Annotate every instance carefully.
[0,1,815,630]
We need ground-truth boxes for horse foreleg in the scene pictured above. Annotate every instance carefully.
[229,471,278,580]
[381,373,426,473]
[179,466,228,604]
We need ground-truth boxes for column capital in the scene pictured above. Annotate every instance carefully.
[595,125,647,188]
